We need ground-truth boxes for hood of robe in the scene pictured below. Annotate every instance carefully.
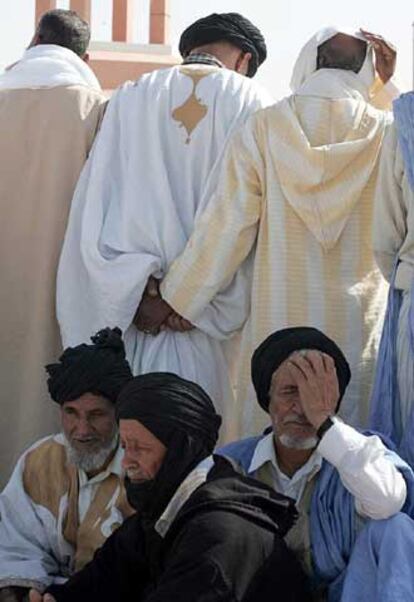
[264,68,390,250]
[165,455,298,542]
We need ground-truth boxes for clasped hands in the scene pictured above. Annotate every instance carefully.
[133,276,194,336]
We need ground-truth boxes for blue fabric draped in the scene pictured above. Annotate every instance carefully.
[369,93,414,466]
[340,514,414,601]
[368,265,402,444]
[219,433,414,601]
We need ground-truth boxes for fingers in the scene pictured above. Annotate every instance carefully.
[166,313,194,332]
[29,590,43,602]
[146,276,160,298]
[360,29,396,55]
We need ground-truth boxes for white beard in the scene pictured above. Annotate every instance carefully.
[279,433,319,450]
[63,431,119,473]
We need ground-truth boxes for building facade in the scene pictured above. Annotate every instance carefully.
[35,0,177,90]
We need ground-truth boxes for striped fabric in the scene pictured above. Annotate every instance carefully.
[162,70,390,437]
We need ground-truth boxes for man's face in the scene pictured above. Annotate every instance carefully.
[120,419,167,484]
[61,393,117,455]
[268,358,318,450]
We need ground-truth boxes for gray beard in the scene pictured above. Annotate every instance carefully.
[63,431,119,473]
[279,433,319,450]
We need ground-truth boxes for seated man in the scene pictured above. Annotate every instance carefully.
[31,372,311,602]
[0,328,134,602]
[219,327,414,601]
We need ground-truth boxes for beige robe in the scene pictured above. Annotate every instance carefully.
[0,85,106,486]
[162,70,390,436]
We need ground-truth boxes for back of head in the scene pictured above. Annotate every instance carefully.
[317,33,367,74]
[35,9,90,57]
[179,12,267,77]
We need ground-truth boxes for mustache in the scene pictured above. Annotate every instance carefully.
[281,414,313,427]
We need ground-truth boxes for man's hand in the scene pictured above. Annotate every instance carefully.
[29,590,55,602]
[134,276,194,334]
[134,277,174,335]
[360,29,396,83]
[164,313,194,333]
[287,351,339,430]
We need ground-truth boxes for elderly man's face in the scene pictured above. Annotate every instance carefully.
[61,393,118,472]
[120,419,167,484]
[268,358,319,450]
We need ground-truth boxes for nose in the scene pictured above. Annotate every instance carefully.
[74,417,93,438]
[122,446,137,469]
[290,397,303,415]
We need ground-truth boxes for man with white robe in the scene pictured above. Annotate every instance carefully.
[156,27,399,436]
[0,9,106,486]
[56,13,273,439]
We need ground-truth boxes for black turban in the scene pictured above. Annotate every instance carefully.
[46,327,132,404]
[179,12,267,77]
[117,372,221,518]
[251,327,351,412]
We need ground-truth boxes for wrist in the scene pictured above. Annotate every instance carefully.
[316,416,335,440]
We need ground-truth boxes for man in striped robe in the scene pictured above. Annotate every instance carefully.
[141,27,399,436]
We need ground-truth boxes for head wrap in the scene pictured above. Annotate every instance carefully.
[46,327,132,404]
[290,26,375,94]
[251,327,351,412]
[117,372,221,518]
[179,12,267,78]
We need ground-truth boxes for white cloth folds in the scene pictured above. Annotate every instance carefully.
[0,44,101,91]
[57,65,272,436]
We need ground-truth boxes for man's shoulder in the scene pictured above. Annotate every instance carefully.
[21,435,70,511]
[218,435,264,466]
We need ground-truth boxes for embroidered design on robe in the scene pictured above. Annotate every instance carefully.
[173,69,210,143]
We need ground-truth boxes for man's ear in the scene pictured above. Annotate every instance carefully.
[235,51,252,76]
[82,52,90,64]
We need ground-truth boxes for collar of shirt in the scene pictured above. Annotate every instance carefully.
[249,433,322,502]
[182,52,224,69]
[78,443,124,489]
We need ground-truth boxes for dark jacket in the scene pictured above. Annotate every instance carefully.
[47,456,311,601]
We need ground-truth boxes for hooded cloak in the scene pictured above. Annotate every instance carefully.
[46,327,132,404]
[251,327,351,412]
[290,26,376,95]
[179,12,267,77]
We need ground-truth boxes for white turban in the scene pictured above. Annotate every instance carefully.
[290,26,375,93]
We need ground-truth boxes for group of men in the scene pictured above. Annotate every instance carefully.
[2,6,414,602]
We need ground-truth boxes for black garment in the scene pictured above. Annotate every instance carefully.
[251,326,351,412]
[117,373,221,521]
[178,13,267,78]
[46,327,132,404]
[47,457,311,602]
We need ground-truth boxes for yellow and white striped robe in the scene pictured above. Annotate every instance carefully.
[161,70,390,436]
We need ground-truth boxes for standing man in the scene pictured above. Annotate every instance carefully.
[0,9,106,485]
[57,13,272,439]
[371,91,414,466]
[150,27,398,435]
